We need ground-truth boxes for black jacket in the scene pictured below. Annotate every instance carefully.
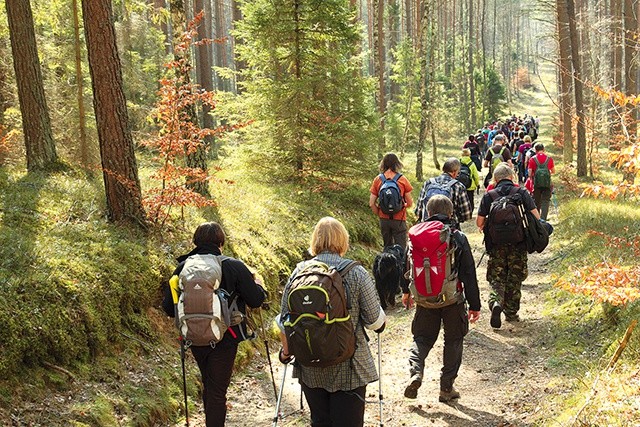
[403,214,481,311]
[162,245,266,346]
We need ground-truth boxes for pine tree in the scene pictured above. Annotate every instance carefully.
[234,0,375,180]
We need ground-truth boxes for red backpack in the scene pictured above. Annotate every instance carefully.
[407,221,462,308]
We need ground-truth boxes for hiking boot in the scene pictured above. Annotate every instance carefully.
[505,314,520,322]
[439,387,461,402]
[490,304,502,329]
[404,379,421,399]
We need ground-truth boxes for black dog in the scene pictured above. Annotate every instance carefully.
[373,244,406,309]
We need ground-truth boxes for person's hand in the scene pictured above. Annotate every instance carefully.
[402,293,414,310]
[374,322,386,334]
[468,310,481,324]
[279,348,294,364]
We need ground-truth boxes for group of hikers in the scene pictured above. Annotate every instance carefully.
[161,113,554,427]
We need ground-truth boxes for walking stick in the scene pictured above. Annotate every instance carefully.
[258,309,279,403]
[378,334,384,427]
[170,276,189,427]
[272,361,289,427]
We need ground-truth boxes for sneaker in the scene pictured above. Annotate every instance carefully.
[505,314,520,322]
[404,379,421,399]
[490,304,502,329]
[439,387,461,402]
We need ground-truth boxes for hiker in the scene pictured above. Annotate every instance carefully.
[278,217,386,427]
[483,134,512,188]
[369,153,414,250]
[402,195,481,402]
[527,143,555,221]
[162,222,267,427]
[517,135,533,181]
[476,164,540,328]
[414,158,472,226]
[459,148,480,212]
[462,135,482,171]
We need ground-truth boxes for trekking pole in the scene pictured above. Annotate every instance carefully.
[258,308,279,403]
[272,361,289,427]
[169,276,189,427]
[179,337,190,427]
[377,334,384,427]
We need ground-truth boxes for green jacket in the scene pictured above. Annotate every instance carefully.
[460,156,480,190]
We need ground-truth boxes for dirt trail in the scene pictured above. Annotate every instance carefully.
[188,202,560,427]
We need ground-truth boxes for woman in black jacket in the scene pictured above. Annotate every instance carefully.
[163,222,266,427]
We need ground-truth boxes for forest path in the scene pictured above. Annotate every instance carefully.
[217,211,562,427]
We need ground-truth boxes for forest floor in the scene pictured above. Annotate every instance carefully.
[180,193,566,427]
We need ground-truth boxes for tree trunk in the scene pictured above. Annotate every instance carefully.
[557,0,574,163]
[194,0,217,157]
[5,0,58,171]
[611,0,623,136]
[566,0,587,177]
[624,0,638,141]
[374,0,386,153]
[170,0,210,196]
[81,0,146,224]
[72,0,89,168]
[468,0,476,130]
[232,0,246,93]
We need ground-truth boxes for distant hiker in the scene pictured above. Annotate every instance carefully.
[402,195,481,402]
[527,143,555,220]
[162,222,267,427]
[415,158,472,226]
[517,135,533,181]
[278,217,386,427]
[459,148,480,212]
[483,134,512,188]
[462,134,482,171]
[369,153,414,250]
[476,164,540,328]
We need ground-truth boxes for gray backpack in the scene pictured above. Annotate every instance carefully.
[177,254,243,346]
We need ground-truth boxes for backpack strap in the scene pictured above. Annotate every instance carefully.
[336,259,360,310]
[533,156,541,166]
[390,173,401,183]
[379,173,386,183]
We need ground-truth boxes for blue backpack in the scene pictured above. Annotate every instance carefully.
[378,173,404,218]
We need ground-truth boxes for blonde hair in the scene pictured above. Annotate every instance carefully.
[461,148,471,157]
[523,135,532,143]
[309,217,349,256]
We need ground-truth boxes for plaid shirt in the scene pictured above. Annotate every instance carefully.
[280,252,383,392]
[414,174,473,223]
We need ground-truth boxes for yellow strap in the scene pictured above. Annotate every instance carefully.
[169,275,180,304]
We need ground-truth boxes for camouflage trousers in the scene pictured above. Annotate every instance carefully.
[486,246,528,317]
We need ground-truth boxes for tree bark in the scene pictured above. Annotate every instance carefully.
[557,0,574,163]
[232,0,246,92]
[72,0,89,168]
[81,0,146,223]
[624,0,638,141]
[468,0,476,130]
[194,0,217,157]
[566,0,587,177]
[5,0,58,171]
[374,0,386,153]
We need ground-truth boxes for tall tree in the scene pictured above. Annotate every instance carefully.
[193,0,217,157]
[611,0,623,135]
[170,0,210,197]
[624,0,638,141]
[566,0,587,177]
[374,0,386,152]
[557,0,574,163]
[5,0,58,171]
[72,0,89,168]
[81,0,146,223]
[468,0,476,129]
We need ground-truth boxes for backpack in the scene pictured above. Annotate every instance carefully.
[490,146,506,172]
[378,173,404,218]
[407,221,461,309]
[533,156,551,189]
[486,187,526,246]
[283,259,359,368]
[419,178,458,221]
[177,254,241,347]
[457,159,473,190]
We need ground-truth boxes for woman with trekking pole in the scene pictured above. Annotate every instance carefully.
[277,217,386,427]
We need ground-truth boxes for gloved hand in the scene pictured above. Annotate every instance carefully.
[374,322,386,334]
[279,348,294,364]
